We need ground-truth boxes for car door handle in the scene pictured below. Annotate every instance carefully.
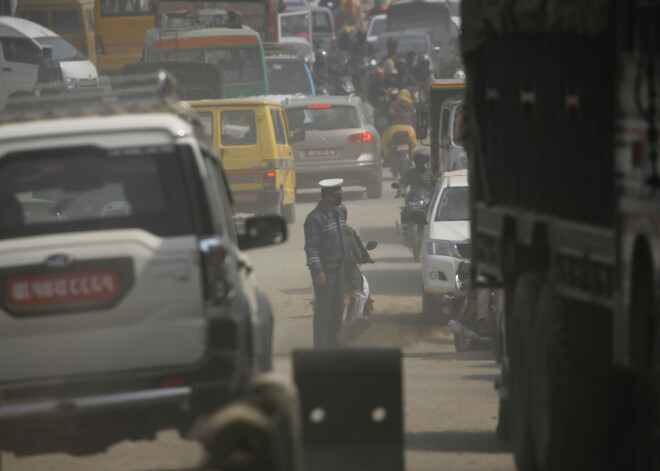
[2,67,11,72]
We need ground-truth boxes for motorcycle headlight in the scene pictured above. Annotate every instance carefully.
[426,239,452,256]
[409,199,424,210]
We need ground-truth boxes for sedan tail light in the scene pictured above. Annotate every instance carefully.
[346,131,373,144]
[263,171,276,189]
[199,238,233,305]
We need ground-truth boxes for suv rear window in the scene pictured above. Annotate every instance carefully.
[286,105,360,131]
[0,145,196,239]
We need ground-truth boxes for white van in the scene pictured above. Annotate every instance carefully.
[0,16,98,109]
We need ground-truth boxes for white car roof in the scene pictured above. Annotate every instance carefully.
[0,114,194,149]
[0,16,58,39]
[443,169,468,187]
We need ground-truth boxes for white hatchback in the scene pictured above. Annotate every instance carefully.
[421,170,470,317]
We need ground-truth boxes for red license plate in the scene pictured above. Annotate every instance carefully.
[234,193,258,202]
[6,268,119,308]
[396,144,409,151]
[306,148,337,158]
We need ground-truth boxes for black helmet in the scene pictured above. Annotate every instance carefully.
[415,53,431,69]
[413,150,430,166]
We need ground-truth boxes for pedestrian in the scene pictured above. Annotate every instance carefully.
[304,179,350,349]
[36,45,64,86]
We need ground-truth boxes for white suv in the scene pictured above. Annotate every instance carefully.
[0,96,285,457]
[420,170,470,318]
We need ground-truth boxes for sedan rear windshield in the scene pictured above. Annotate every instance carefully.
[435,186,469,221]
[267,60,312,96]
[286,105,360,131]
[0,145,197,240]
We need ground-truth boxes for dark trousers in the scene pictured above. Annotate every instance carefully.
[313,266,345,349]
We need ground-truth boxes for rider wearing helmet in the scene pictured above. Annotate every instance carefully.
[384,66,399,91]
[396,150,435,197]
[412,53,433,88]
[338,25,355,52]
[394,56,418,89]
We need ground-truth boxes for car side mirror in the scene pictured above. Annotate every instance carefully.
[238,215,288,250]
[390,182,399,189]
[416,111,428,140]
[291,128,306,143]
[365,241,378,250]
[409,211,427,225]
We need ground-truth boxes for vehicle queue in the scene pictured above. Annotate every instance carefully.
[0,0,501,468]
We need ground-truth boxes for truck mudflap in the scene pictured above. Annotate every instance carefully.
[293,348,404,471]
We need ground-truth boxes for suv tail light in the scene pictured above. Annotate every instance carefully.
[263,171,276,190]
[95,35,106,55]
[347,131,373,144]
[199,238,234,305]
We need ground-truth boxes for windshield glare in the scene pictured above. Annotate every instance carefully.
[267,61,312,95]
[435,186,469,221]
[35,37,86,61]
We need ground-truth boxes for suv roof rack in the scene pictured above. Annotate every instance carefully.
[0,71,199,126]
[263,42,304,59]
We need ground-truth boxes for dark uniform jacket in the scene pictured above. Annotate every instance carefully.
[304,201,349,276]
[399,166,434,192]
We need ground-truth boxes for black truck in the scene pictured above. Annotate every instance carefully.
[459,1,660,470]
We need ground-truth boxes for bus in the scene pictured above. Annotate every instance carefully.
[156,0,278,42]
[94,0,155,73]
[143,11,269,97]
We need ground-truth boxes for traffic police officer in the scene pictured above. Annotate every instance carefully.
[304,179,349,348]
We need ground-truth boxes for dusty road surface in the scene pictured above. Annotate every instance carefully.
[2,178,515,471]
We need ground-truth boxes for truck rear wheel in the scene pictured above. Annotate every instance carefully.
[531,278,611,471]
[508,273,545,471]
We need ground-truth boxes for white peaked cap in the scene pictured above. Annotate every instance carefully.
[318,178,344,191]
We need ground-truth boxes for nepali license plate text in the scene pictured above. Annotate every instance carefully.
[306,148,337,158]
[6,268,119,307]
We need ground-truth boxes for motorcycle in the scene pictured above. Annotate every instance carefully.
[446,261,492,352]
[391,183,429,262]
[344,236,377,321]
[388,130,413,179]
